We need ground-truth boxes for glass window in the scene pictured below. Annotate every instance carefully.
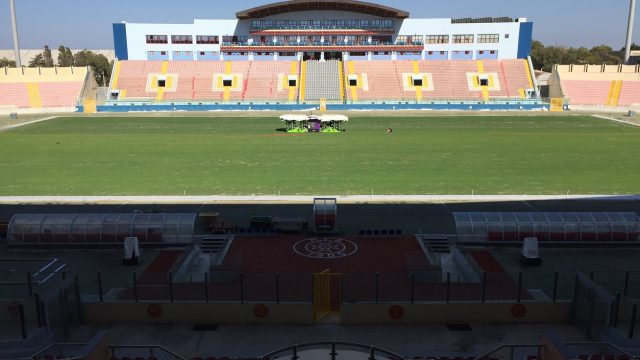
[336,20,345,28]
[196,36,218,44]
[371,19,381,28]
[359,19,369,28]
[146,35,168,44]
[425,35,449,44]
[300,20,310,27]
[171,35,193,44]
[383,19,393,28]
[478,34,499,43]
[133,214,150,243]
[252,20,261,29]
[276,20,286,28]
[70,214,88,243]
[116,214,136,242]
[453,34,474,43]
[313,20,321,28]
[347,19,357,28]
[101,214,120,243]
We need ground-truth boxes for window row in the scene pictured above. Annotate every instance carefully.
[146,33,506,45]
[146,35,220,44]
[425,34,503,44]
[250,19,394,30]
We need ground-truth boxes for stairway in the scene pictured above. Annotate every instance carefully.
[201,236,229,254]
[304,60,342,101]
[421,235,452,254]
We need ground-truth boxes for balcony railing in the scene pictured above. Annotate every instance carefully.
[221,41,423,47]
[251,24,395,31]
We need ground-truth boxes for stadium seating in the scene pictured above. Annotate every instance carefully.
[110,59,538,104]
[344,60,534,102]
[560,80,611,105]
[0,83,30,108]
[0,66,88,109]
[553,64,640,106]
[617,81,640,106]
[114,60,300,102]
[303,60,342,101]
[346,60,406,101]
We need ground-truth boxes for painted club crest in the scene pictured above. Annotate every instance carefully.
[293,237,358,259]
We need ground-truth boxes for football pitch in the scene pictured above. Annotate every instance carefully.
[0,114,638,196]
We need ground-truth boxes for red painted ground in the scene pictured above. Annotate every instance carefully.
[117,236,531,302]
[470,251,506,273]
[219,236,426,274]
[138,251,183,285]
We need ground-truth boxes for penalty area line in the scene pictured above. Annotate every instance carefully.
[592,114,640,128]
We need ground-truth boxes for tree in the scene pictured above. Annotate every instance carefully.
[57,46,74,67]
[28,45,55,67]
[0,57,16,68]
[529,40,625,72]
[73,49,113,86]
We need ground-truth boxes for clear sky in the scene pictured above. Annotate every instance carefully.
[0,0,638,50]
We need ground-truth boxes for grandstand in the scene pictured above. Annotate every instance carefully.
[88,0,544,111]
[106,58,537,106]
[549,64,640,107]
[0,66,92,111]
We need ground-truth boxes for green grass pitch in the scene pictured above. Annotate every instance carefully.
[0,115,638,195]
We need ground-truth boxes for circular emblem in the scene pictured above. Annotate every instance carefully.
[510,303,527,318]
[254,304,269,319]
[388,305,405,320]
[147,304,163,318]
[293,237,358,259]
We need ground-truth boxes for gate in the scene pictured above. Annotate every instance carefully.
[313,269,342,321]
[571,271,615,340]
[38,276,83,341]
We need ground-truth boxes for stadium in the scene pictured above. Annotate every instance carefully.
[0,0,640,360]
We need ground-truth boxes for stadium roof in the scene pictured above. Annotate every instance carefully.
[236,0,409,19]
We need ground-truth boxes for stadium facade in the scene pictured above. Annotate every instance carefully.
[112,0,533,62]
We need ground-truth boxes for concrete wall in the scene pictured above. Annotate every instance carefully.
[83,301,570,325]
[340,302,571,324]
[83,302,314,325]
[555,64,640,81]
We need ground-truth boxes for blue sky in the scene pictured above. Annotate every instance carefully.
[0,0,638,50]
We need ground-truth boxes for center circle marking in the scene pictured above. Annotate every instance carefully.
[293,237,358,259]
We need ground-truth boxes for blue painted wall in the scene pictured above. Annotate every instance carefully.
[173,51,194,61]
[425,51,448,60]
[94,101,546,113]
[476,50,499,60]
[112,23,128,60]
[451,51,473,60]
[147,51,170,60]
[517,22,534,59]
[396,54,422,60]
[196,52,220,61]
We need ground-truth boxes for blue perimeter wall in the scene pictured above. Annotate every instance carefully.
[85,103,547,112]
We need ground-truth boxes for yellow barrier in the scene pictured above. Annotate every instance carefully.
[550,98,564,112]
[312,269,342,321]
[288,61,298,102]
[299,61,307,102]
[83,99,97,113]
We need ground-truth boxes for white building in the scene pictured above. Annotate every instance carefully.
[113,0,533,62]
